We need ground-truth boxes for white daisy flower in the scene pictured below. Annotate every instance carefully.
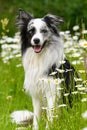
[82,111,87,119]
[82,128,87,130]
[81,98,87,102]
[73,25,79,31]
[58,104,67,108]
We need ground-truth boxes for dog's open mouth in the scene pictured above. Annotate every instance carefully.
[33,40,47,53]
[33,45,42,53]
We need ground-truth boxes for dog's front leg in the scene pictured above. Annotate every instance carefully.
[32,97,42,130]
[46,93,55,128]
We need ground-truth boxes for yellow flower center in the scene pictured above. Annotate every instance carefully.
[83,43,87,47]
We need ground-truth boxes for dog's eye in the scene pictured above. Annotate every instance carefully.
[28,28,35,35]
[41,29,48,33]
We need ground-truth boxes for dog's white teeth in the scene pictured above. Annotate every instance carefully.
[33,45,42,53]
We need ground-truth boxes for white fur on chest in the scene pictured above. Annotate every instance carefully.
[23,38,64,97]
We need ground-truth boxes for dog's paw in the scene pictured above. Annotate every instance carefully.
[10,110,34,126]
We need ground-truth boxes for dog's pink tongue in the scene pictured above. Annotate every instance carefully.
[34,46,42,53]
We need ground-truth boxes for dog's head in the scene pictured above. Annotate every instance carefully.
[17,9,64,53]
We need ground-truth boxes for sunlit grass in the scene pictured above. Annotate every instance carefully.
[0,58,33,130]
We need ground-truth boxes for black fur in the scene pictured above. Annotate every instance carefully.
[16,9,34,55]
[43,14,64,36]
[16,8,34,30]
[48,58,77,89]
[48,58,78,106]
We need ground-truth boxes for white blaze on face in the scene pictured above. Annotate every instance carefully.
[27,19,49,53]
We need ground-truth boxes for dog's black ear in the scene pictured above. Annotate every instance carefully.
[16,8,34,30]
[43,14,64,27]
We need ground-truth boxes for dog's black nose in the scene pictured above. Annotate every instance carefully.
[33,38,40,44]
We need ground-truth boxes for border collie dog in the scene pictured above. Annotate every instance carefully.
[17,9,76,130]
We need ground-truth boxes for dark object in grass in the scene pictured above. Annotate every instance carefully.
[48,58,79,107]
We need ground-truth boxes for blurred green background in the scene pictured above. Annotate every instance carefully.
[0,0,87,36]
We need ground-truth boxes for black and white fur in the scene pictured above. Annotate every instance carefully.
[16,9,76,130]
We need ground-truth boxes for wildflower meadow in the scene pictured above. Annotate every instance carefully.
[0,18,87,130]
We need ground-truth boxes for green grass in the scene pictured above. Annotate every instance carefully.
[0,56,87,130]
[0,58,32,130]
[0,0,87,37]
